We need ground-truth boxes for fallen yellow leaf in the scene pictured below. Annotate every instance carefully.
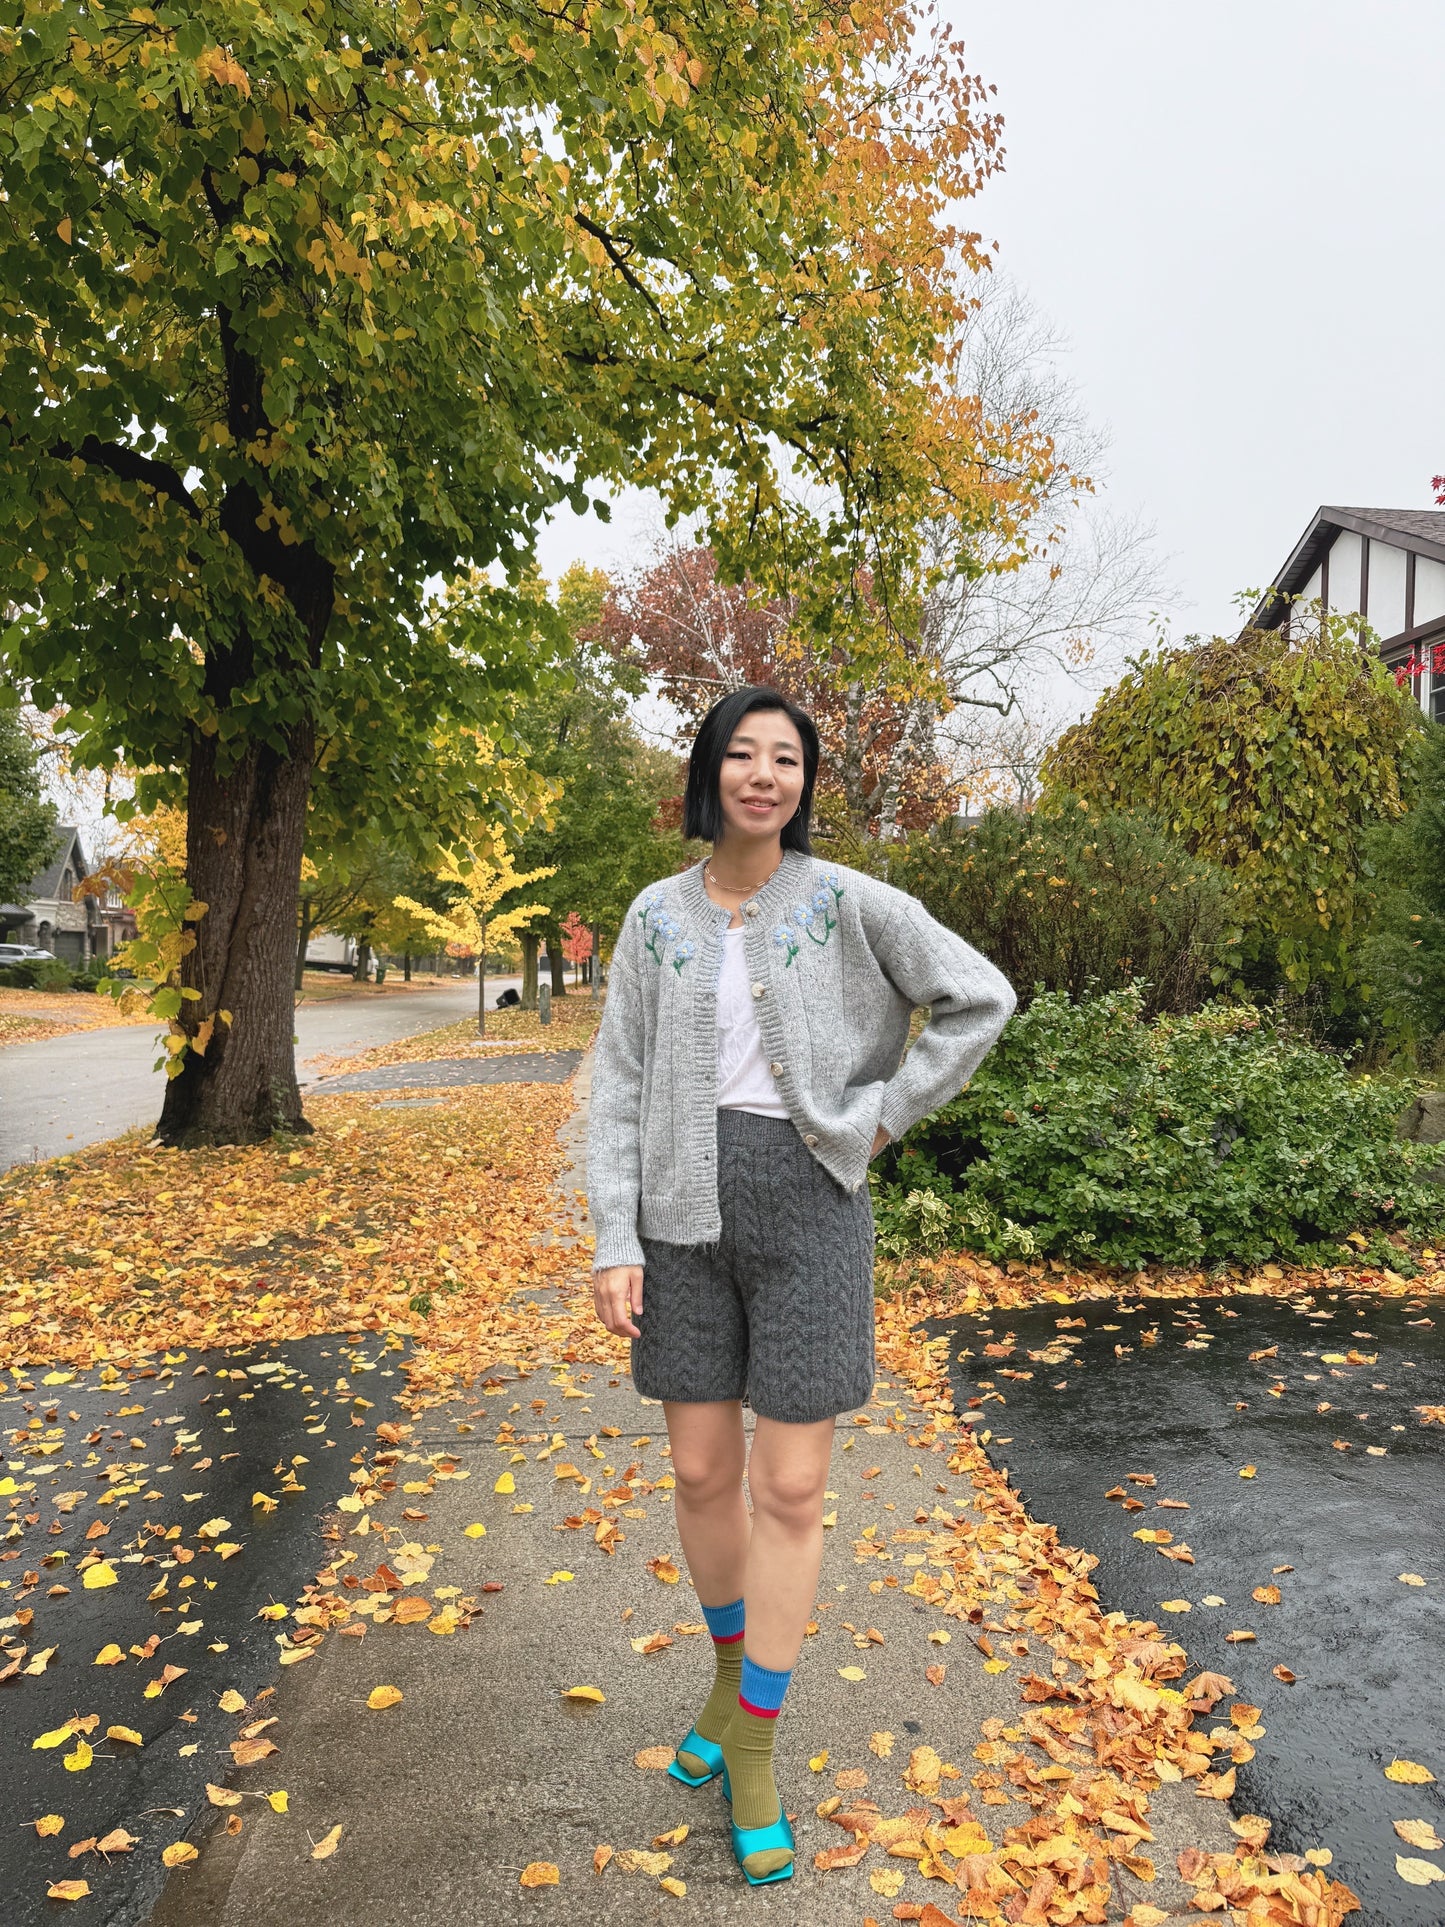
[33,1724,77,1751]
[1396,1855,1445,1886]
[493,1472,515,1494]
[659,1876,686,1896]
[35,1815,65,1837]
[63,1740,93,1772]
[206,1783,244,1808]
[82,1562,117,1590]
[311,1823,344,1861]
[1396,1820,1444,1851]
[837,1665,866,1681]
[93,1644,124,1666]
[1386,1760,1437,1785]
[218,1689,246,1713]
[106,1726,144,1747]
[161,1841,198,1867]
[366,1685,404,1711]
[809,1749,830,1771]
[268,1790,289,1813]
[562,1685,605,1703]
[463,1523,487,1538]
[518,1861,559,1887]
[545,1570,574,1584]
[46,1880,90,1902]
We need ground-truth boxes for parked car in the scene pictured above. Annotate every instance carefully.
[0,943,56,962]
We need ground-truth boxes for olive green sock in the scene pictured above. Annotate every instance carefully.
[675,1640,743,1776]
[722,1701,781,1826]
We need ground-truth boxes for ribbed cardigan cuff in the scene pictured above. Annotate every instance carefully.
[591,1218,646,1273]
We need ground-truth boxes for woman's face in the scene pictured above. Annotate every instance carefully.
[716,709,807,847]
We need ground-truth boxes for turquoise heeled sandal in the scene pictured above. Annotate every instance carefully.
[667,1727,725,1788]
[720,1762,796,1885]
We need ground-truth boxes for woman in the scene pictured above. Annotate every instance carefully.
[587,685,1016,1886]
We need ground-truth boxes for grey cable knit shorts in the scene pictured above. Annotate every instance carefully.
[632,1107,877,1424]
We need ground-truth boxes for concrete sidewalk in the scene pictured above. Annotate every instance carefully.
[149,1058,1231,1925]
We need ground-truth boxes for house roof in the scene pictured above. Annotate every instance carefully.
[1251,506,1445,630]
[26,824,89,901]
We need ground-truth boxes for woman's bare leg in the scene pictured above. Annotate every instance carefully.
[719,1413,835,1873]
[741,1414,835,1668]
[664,1399,750,1602]
[664,1400,750,1776]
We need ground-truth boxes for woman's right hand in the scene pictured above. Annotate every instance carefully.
[592,1264,644,1339]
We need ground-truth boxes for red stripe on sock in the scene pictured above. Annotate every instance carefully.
[736,1695,781,1719]
[711,1629,744,1644]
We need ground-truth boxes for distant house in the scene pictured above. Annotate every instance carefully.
[0,824,125,962]
[1251,506,1445,723]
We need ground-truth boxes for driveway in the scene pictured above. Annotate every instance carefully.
[0,978,521,1171]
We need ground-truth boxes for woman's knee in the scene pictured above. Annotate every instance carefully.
[749,1459,827,1525]
[669,1422,745,1501]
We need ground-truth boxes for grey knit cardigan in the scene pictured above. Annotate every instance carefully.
[586,848,1017,1272]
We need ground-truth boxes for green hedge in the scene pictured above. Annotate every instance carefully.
[871,986,1445,1268]
[881,798,1244,1019]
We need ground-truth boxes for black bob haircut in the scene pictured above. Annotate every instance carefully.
[681,685,820,852]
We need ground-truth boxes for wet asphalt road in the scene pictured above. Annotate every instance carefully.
[935,1287,1445,1922]
[0,980,518,1171]
[0,1337,410,1926]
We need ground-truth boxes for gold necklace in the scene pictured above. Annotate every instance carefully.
[704,852,783,897]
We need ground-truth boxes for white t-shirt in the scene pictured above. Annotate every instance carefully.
[716,926,790,1117]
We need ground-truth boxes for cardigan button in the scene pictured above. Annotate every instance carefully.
[744,902,759,917]
[802,1132,819,1148]
[768,1061,783,1077]
[751,982,765,999]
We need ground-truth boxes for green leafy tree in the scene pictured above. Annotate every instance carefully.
[0,0,1013,1145]
[511,566,687,995]
[1361,721,1445,1059]
[0,698,58,902]
[1042,613,1422,1010]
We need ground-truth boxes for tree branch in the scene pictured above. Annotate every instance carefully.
[49,435,202,521]
[573,212,668,326]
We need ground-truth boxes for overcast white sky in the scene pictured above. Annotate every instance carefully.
[537,0,1445,643]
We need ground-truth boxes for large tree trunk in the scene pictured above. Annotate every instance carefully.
[547,934,566,998]
[156,720,316,1147]
[519,931,539,1008]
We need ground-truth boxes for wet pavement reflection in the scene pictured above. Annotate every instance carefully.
[0,1335,406,1926]
[932,1287,1445,1923]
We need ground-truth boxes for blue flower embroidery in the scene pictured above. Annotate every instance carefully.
[773,870,844,966]
[638,891,691,972]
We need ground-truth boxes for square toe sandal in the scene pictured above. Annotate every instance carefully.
[667,1727,725,1787]
[720,1763,796,1885]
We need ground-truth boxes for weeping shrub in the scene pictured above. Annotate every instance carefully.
[870,986,1445,1268]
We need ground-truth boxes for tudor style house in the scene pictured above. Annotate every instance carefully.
[1251,505,1445,724]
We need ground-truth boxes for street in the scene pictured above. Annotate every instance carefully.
[0,979,521,1172]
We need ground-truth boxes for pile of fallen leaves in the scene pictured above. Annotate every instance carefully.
[0,1083,579,1371]
[0,988,150,1046]
[879,1240,1445,1316]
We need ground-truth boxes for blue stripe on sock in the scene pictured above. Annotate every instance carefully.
[701,1596,745,1642]
[738,1653,793,1713]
